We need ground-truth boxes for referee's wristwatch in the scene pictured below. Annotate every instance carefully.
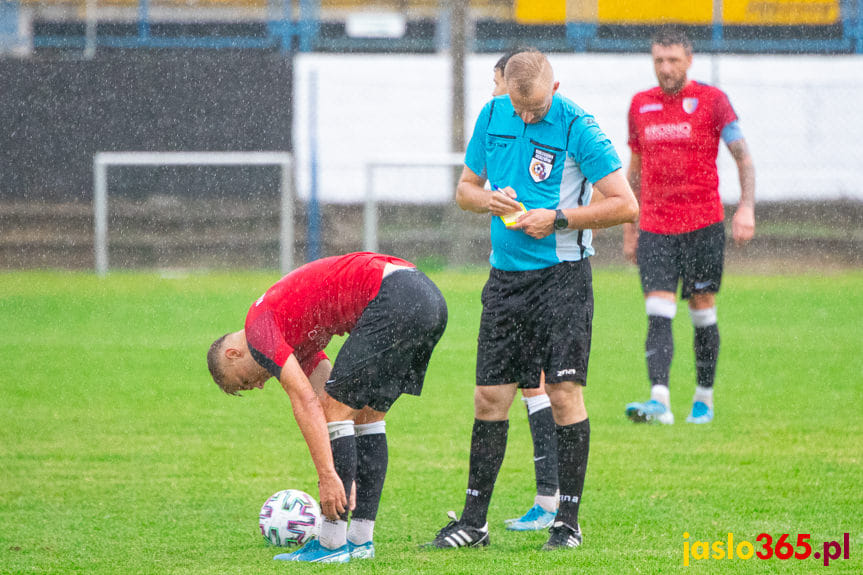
[554,209,568,231]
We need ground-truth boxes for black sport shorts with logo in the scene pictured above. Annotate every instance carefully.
[476,259,594,388]
[637,222,725,300]
[326,269,448,413]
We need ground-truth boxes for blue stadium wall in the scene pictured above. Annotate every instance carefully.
[0,50,294,201]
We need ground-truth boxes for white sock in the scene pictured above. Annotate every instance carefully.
[522,393,551,415]
[651,384,670,407]
[693,386,714,408]
[318,518,347,549]
[534,492,558,513]
[347,518,375,545]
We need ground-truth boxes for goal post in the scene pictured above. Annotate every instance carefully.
[363,153,465,253]
[93,151,294,276]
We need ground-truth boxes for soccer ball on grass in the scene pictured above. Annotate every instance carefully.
[258,489,322,547]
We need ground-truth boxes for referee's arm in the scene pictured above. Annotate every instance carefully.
[456,166,523,217]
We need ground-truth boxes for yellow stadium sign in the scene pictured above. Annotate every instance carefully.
[516,0,567,24]
[725,0,839,25]
[594,0,839,25]
[598,0,712,24]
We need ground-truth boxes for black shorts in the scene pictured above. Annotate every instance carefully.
[637,222,725,300]
[476,259,593,388]
[326,269,447,413]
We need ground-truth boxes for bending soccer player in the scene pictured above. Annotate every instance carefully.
[207,252,447,563]
[623,26,756,425]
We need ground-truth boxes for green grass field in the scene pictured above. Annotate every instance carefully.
[2,267,861,574]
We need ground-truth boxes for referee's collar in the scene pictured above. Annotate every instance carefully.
[510,92,561,126]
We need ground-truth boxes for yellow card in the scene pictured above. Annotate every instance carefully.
[500,203,527,228]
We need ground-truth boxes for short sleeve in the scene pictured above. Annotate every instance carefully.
[713,89,738,133]
[569,115,623,184]
[300,351,330,377]
[464,100,492,179]
[245,308,294,378]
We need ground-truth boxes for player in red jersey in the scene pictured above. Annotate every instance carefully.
[207,252,447,562]
[623,26,755,425]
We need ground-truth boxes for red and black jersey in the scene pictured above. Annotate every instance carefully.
[628,81,738,235]
[244,252,414,378]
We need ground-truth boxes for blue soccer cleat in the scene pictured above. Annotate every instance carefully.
[273,539,351,563]
[348,540,375,559]
[625,399,674,424]
[504,503,557,531]
[686,401,714,424]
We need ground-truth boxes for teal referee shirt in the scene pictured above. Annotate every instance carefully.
[465,92,622,272]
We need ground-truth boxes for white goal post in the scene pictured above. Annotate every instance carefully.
[363,153,465,253]
[93,151,294,276]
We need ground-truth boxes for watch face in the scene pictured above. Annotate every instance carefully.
[555,211,567,230]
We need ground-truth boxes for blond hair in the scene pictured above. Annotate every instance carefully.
[504,49,553,98]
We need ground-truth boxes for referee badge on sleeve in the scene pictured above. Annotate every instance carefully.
[529,148,555,183]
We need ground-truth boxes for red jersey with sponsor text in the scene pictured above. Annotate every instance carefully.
[244,252,414,377]
[628,81,738,234]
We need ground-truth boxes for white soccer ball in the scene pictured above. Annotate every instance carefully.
[258,489,322,547]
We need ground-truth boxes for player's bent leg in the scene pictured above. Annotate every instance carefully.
[313,394,363,552]
[349,415,387,560]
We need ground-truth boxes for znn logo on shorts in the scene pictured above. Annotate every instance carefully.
[556,368,578,378]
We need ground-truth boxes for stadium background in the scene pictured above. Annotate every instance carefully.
[1,0,862,271]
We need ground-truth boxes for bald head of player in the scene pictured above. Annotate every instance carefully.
[504,50,560,125]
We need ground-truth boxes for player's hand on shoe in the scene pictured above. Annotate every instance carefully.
[318,472,347,520]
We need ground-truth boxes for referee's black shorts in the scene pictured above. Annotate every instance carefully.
[637,222,725,300]
[476,259,593,388]
[326,269,448,413]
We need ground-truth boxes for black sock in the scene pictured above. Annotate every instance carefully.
[694,324,720,388]
[462,419,508,527]
[556,419,589,528]
[353,432,388,521]
[330,435,357,522]
[527,406,559,497]
[646,315,673,388]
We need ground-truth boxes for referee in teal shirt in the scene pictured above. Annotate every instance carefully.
[426,49,638,551]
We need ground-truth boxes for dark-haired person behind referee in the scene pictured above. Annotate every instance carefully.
[425,49,638,551]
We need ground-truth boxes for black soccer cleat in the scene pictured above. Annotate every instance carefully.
[541,521,583,550]
[423,511,490,549]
